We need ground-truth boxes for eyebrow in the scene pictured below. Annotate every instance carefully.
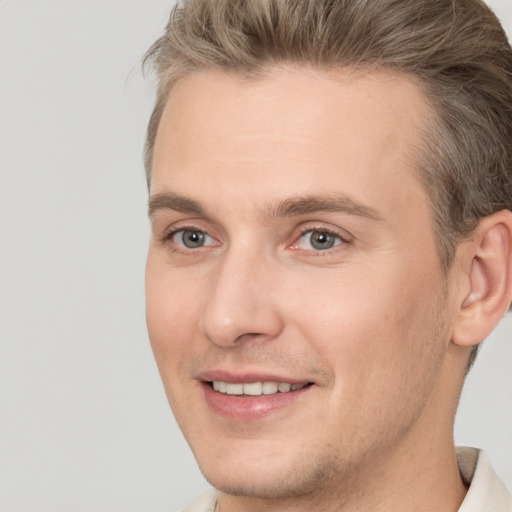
[148,192,383,222]
[148,193,205,218]
[262,195,383,221]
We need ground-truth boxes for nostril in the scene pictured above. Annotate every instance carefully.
[233,332,264,344]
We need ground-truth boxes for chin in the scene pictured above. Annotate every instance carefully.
[201,467,316,500]
[193,442,342,500]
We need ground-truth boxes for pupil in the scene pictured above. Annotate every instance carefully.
[183,230,204,248]
[311,231,334,250]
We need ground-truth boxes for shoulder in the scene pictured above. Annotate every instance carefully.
[178,489,218,512]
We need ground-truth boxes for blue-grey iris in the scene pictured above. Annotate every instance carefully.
[181,230,205,248]
[309,231,336,250]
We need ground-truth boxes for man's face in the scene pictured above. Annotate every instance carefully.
[146,68,457,500]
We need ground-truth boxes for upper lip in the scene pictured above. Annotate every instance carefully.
[196,370,313,385]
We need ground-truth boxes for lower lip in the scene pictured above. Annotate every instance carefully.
[201,382,312,421]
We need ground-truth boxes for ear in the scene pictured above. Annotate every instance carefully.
[452,210,512,348]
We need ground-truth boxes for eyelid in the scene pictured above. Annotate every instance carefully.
[159,223,221,251]
[156,220,352,254]
[289,224,353,252]
[174,229,216,248]
[155,216,216,241]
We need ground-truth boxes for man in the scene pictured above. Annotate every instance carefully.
[143,0,512,510]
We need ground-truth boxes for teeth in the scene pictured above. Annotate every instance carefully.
[262,382,278,394]
[212,381,227,392]
[225,383,243,395]
[211,381,308,396]
[243,382,263,395]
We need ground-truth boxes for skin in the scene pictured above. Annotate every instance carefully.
[146,68,471,512]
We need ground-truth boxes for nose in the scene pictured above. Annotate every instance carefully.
[199,247,284,347]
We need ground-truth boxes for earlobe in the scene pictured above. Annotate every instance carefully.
[452,210,512,348]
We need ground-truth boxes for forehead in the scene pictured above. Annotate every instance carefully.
[151,67,432,226]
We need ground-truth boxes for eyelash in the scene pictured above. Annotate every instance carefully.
[160,226,215,251]
[159,224,351,254]
[293,226,351,252]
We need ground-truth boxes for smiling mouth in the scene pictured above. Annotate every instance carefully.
[209,381,313,396]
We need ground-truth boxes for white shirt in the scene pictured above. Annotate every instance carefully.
[180,447,512,512]
[457,447,512,511]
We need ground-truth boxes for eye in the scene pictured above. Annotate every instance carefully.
[171,229,216,249]
[296,229,345,251]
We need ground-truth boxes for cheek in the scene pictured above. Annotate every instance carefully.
[145,256,204,366]
[145,263,207,422]
[286,260,445,389]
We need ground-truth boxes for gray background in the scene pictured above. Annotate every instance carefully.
[0,1,510,510]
